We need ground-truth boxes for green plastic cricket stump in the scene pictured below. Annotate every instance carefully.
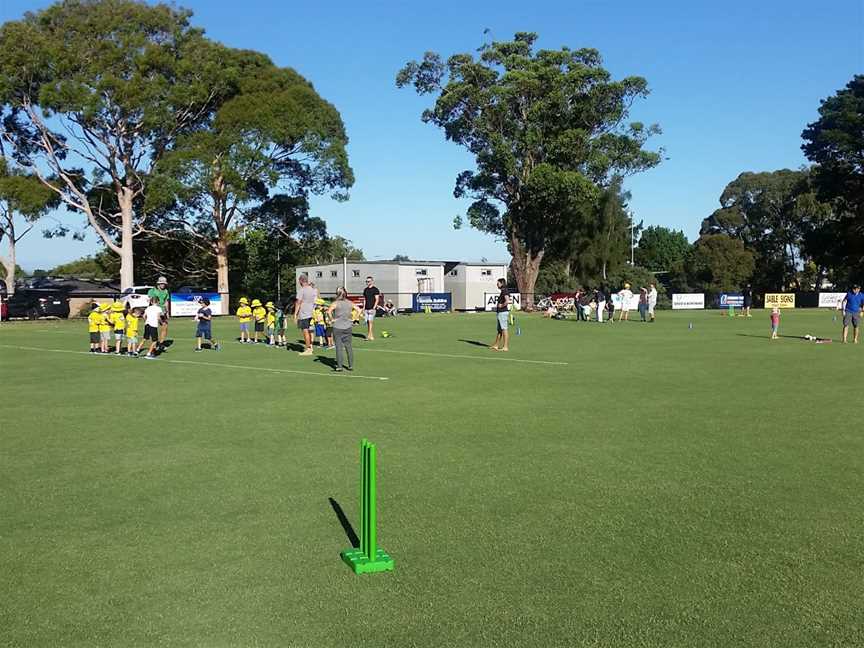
[340,439,394,574]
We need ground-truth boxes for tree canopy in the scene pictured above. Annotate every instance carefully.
[635,225,689,272]
[397,32,660,305]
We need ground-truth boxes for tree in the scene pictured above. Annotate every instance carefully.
[391,254,411,262]
[0,155,56,294]
[148,50,353,304]
[48,249,118,278]
[635,225,690,272]
[685,234,755,293]
[699,169,827,289]
[397,32,661,307]
[802,75,864,283]
[0,0,232,289]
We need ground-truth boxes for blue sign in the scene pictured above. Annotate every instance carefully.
[718,293,744,308]
[413,293,451,312]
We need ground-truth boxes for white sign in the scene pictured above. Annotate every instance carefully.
[484,292,522,311]
[672,293,705,310]
[169,293,224,317]
[818,292,846,309]
[612,292,642,311]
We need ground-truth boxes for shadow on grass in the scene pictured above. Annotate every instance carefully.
[328,497,359,548]
[314,356,338,370]
[352,333,366,339]
[735,333,803,340]
[458,339,489,348]
[285,342,305,352]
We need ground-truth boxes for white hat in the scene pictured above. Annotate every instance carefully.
[157,276,167,285]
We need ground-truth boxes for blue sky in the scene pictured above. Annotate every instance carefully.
[3,0,861,271]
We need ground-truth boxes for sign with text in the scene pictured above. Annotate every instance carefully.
[718,293,744,308]
[764,293,795,309]
[672,293,705,310]
[413,292,451,312]
[484,292,522,311]
[169,292,223,316]
[612,292,642,311]
[818,292,846,309]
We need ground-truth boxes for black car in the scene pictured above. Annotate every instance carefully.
[3,289,71,320]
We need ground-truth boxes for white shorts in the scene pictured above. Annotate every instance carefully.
[365,309,375,322]
[648,304,655,314]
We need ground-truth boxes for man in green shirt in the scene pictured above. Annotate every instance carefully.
[147,276,170,350]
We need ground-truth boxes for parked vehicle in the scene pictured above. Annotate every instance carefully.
[118,286,153,311]
[0,298,7,321]
[4,289,71,319]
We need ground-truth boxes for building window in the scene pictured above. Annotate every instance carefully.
[415,268,428,276]
[330,271,338,278]
[481,269,492,276]
[315,271,323,278]
[448,270,458,277]
[352,270,360,277]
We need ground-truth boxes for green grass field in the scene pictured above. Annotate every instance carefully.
[1,309,863,647]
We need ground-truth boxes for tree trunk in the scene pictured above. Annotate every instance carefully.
[510,237,543,310]
[1,245,15,297]
[118,187,135,290]
[215,234,230,308]
[602,260,607,281]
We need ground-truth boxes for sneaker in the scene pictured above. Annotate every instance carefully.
[327,345,336,350]
[194,348,203,352]
[299,348,313,356]
[345,366,353,372]
[334,367,343,372]
[144,354,156,360]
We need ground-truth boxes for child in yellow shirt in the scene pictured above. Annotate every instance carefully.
[97,303,112,353]
[125,308,141,356]
[111,302,126,354]
[251,299,266,343]
[87,303,103,353]
[236,297,252,343]
[265,301,277,346]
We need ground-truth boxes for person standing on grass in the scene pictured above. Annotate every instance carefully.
[638,287,648,322]
[293,274,318,355]
[143,297,163,359]
[647,283,658,322]
[770,307,780,340]
[841,284,864,344]
[327,287,355,372]
[617,283,633,321]
[195,298,213,352]
[594,288,605,322]
[742,283,753,317]
[363,276,381,341]
[147,276,170,351]
[490,278,510,352]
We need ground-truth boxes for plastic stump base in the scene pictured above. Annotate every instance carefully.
[340,548,394,574]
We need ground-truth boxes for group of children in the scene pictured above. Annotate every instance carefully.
[87,301,143,356]
[235,296,361,348]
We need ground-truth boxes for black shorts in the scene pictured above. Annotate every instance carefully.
[255,321,265,332]
[144,324,159,341]
[297,317,311,330]
[89,332,100,343]
[196,324,212,339]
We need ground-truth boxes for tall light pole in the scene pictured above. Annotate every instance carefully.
[629,211,635,266]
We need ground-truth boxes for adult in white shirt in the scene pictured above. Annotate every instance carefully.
[143,298,163,359]
[647,283,658,322]
[617,283,633,321]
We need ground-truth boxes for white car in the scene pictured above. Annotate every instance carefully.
[118,286,153,312]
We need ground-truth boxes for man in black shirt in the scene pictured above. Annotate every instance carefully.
[362,276,381,340]
[490,278,511,352]
[742,284,753,317]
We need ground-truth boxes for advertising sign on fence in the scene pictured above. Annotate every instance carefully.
[672,293,705,310]
[169,292,223,316]
[818,292,846,309]
[484,292,522,311]
[413,293,451,312]
[718,293,744,308]
[764,293,795,309]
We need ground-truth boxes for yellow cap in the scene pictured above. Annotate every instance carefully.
[111,301,125,311]
[239,297,249,304]
[251,299,262,307]
[99,303,110,312]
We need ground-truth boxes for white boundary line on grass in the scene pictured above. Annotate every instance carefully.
[352,346,568,366]
[0,344,390,381]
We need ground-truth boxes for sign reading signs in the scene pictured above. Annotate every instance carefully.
[764,293,795,309]
[672,293,705,310]
[718,293,744,308]
[818,292,846,309]
[413,292,451,312]
[484,292,522,311]
[169,292,223,316]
